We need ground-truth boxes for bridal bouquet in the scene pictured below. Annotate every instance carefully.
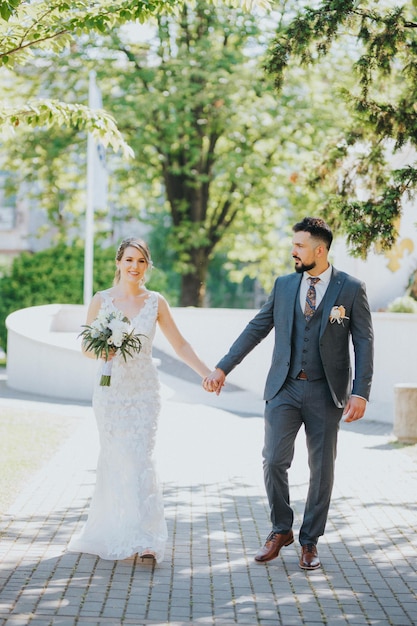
[79,309,145,386]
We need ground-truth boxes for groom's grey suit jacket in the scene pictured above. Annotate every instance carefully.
[216,268,374,408]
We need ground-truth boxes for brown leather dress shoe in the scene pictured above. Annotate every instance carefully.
[299,544,320,570]
[254,530,294,562]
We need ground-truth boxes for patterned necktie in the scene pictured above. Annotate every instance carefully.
[304,277,320,321]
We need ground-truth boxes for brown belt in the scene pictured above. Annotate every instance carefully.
[296,371,308,380]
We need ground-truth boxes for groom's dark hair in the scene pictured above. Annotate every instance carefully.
[293,217,333,250]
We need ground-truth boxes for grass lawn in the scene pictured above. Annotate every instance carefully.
[0,406,82,513]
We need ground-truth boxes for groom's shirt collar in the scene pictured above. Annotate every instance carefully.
[304,264,333,287]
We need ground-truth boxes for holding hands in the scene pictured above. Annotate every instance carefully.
[203,368,226,395]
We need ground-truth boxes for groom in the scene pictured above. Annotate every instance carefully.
[204,217,374,570]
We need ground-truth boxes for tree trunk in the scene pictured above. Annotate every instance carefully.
[179,248,209,307]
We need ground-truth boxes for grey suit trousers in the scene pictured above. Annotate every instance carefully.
[263,376,343,545]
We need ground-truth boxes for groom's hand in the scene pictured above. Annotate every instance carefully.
[343,396,366,422]
[203,368,226,395]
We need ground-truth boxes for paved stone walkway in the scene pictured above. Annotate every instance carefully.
[0,369,416,626]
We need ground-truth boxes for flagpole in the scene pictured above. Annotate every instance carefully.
[84,70,99,305]
[84,134,95,305]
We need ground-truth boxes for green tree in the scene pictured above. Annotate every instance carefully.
[0,0,186,152]
[265,0,417,257]
[1,1,349,305]
[0,1,264,147]
[107,2,288,306]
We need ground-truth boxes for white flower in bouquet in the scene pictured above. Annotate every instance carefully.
[107,317,130,348]
[79,309,145,386]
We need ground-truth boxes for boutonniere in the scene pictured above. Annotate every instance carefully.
[329,305,349,325]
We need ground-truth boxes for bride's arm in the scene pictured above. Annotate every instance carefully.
[156,294,212,379]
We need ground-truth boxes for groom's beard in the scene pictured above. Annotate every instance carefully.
[294,259,316,274]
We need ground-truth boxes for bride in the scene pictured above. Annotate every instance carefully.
[68,237,213,563]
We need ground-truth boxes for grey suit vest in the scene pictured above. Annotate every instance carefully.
[288,291,326,381]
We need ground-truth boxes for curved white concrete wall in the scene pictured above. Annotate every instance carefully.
[6,304,96,401]
[6,304,417,423]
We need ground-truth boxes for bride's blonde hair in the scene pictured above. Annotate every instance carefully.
[114,238,153,285]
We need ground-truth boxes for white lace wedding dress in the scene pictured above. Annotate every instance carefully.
[68,290,168,562]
